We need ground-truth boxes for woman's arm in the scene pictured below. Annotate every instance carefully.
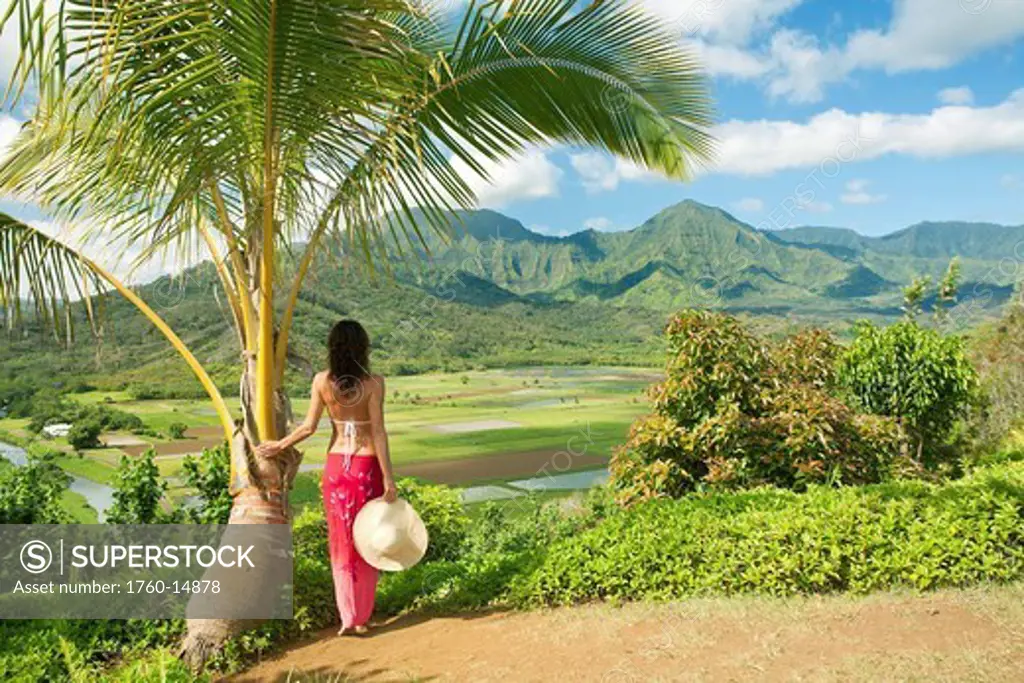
[368,376,397,502]
[255,375,325,459]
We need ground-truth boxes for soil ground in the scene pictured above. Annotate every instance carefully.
[228,585,1024,683]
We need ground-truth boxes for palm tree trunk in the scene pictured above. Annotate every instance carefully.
[180,367,301,671]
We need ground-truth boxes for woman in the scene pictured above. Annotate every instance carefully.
[256,319,397,635]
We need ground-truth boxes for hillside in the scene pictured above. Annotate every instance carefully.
[2,200,1019,395]
[405,201,1020,316]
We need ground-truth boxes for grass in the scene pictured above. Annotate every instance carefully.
[61,489,99,523]
[52,453,118,484]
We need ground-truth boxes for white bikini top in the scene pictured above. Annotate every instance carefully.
[330,418,372,451]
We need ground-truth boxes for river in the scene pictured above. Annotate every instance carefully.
[0,440,116,521]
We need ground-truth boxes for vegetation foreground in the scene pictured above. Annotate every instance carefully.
[2,458,1021,681]
[3,290,1024,681]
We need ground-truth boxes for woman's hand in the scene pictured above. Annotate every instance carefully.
[255,440,283,460]
[382,477,397,503]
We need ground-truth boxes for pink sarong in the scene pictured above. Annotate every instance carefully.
[322,452,384,628]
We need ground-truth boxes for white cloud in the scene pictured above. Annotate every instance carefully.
[762,30,848,103]
[938,86,975,106]
[764,1,1024,102]
[569,152,657,193]
[567,89,1024,189]
[840,179,887,205]
[713,89,1024,176]
[570,153,618,193]
[648,0,1024,103]
[453,150,563,208]
[643,0,805,47]
[583,216,614,231]
[733,197,765,213]
[691,41,772,79]
[0,114,21,159]
[843,0,1024,72]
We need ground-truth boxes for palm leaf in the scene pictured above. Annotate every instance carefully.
[0,213,105,342]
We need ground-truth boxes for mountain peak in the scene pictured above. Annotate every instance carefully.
[446,209,546,244]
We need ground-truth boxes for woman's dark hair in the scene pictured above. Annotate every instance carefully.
[327,320,371,395]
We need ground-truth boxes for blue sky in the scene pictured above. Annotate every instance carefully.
[456,0,1024,237]
[0,0,1022,256]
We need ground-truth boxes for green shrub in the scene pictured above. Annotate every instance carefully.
[107,450,177,524]
[85,405,145,432]
[26,388,77,433]
[838,320,978,462]
[167,422,189,439]
[770,327,839,390]
[181,444,232,524]
[0,452,72,524]
[612,311,903,501]
[67,418,103,450]
[967,301,1024,451]
[652,310,769,426]
[376,491,607,616]
[396,478,470,562]
[0,619,182,683]
[513,462,1024,606]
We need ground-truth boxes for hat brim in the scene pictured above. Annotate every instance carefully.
[353,498,429,572]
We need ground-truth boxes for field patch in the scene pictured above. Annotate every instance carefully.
[430,419,523,434]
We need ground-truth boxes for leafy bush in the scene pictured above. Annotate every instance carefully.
[107,450,177,524]
[395,478,470,562]
[967,300,1024,451]
[180,444,232,524]
[838,320,978,463]
[652,310,769,426]
[513,462,1024,606]
[0,618,182,682]
[0,376,42,419]
[612,311,904,502]
[376,489,609,616]
[67,418,103,450]
[167,422,189,439]
[85,405,145,432]
[0,452,72,524]
[26,388,77,433]
[770,327,839,390]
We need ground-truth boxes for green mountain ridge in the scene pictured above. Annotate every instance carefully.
[3,200,1019,391]
[402,200,1021,315]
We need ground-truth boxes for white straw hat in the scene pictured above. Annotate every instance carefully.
[353,498,429,572]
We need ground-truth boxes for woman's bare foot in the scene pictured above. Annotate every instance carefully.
[337,625,348,636]
[353,624,369,635]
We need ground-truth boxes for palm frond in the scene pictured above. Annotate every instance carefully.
[1,0,714,293]
[0,213,104,342]
[330,0,714,261]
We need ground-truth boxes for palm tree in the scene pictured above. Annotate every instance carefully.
[0,0,714,665]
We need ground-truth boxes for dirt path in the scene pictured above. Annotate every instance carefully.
[228,586,1024,682]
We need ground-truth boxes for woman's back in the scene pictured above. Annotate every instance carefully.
[318,372,380,455]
